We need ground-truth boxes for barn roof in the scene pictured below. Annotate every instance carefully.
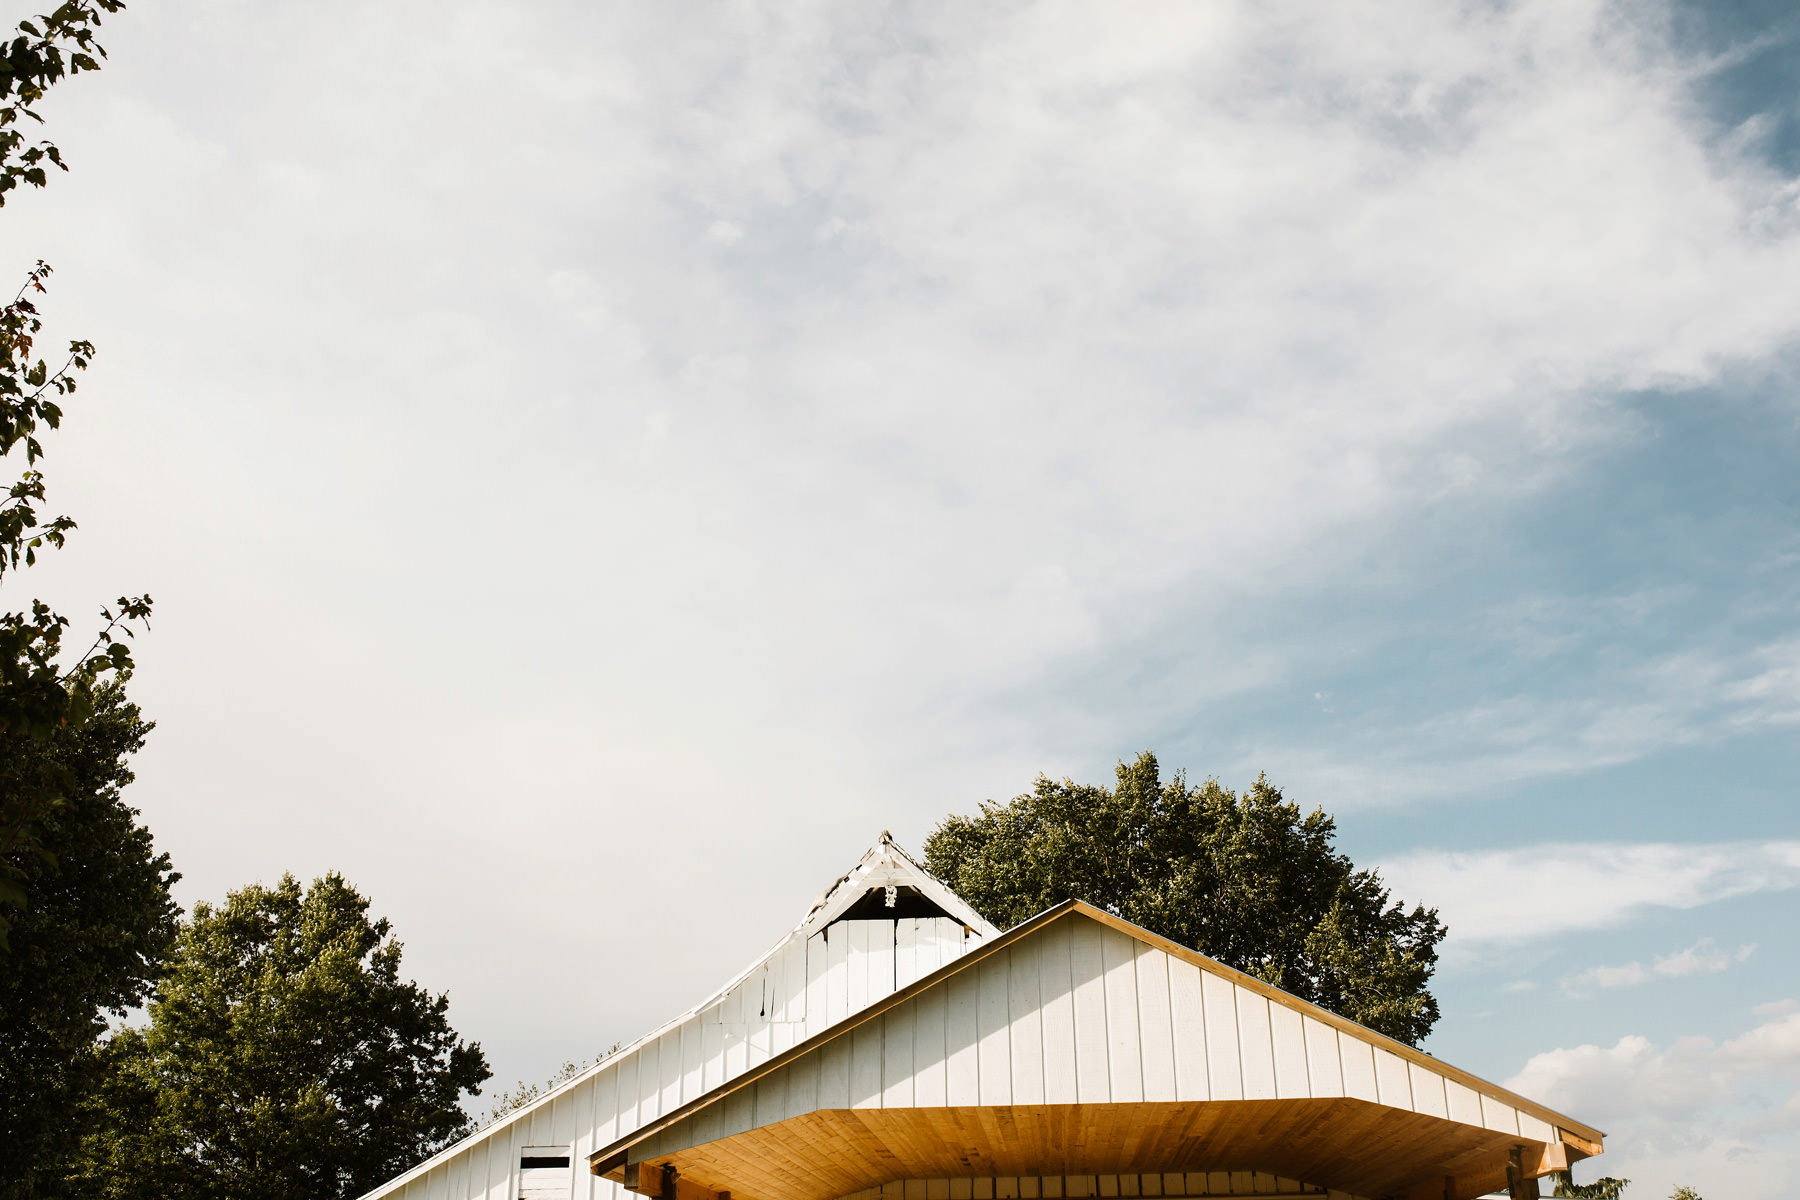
[591,901,1603,1200]
[359,840,1602,1200]
[360,835,990,1200]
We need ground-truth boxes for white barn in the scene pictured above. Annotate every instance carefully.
[361,836,1602,1200]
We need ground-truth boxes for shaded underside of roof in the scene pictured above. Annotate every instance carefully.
[612,1100,1543,1200]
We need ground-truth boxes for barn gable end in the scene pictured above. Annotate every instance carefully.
[362,835,991,1200]
[363,848,1601,1200]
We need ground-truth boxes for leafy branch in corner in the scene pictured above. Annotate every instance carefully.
[0,0,145,941]
[0,0,124,204]
[481,1043,624,1128]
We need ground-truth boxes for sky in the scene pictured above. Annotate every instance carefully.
[5,0,1800,1195]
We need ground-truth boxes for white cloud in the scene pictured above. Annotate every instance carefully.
[1380,842,1800,945]
[1506,1005,1800,1200]
[704,220,745,246]
[1654,939,1758,980]
[1247,634,1800,809]
[1574,961,1653,989]
[1566,939,1757,991]
[9,0,1800,1092]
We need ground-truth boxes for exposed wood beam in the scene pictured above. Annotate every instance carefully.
[621,1164,668,1196]
[1505,1148,1541,1200]
[620,1162,731,1200]
[1533,1141,1571,1175]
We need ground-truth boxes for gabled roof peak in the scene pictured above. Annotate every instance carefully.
[798,834,996,939]
[355,833,998,1200]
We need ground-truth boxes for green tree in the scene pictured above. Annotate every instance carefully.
[924,751,1447,1045]
[1549,1173,1630,1199]
[0,0,152,938]
[0,677,177,1200]
[72,873,491,1200]
[1667,1188,1699,1200]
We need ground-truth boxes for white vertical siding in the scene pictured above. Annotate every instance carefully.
[946,965,981,1106]
[1167,957,1208,1102]
[1070,919,1109,1103]
[1268,1004,1308,1099]
[369,911,1569,1200]
[364,914,983,1200]
[805,932,829,1038]
[978,954,1013,1106]
[1135,945,1176,1104]
[914,979,949,1107]
[1008,936,1046,1107]
[1236,993,1277,1101]
[1517,1113,1556,1143]
[1040,919,1078,1106]
[1446,1079,1484,1127]
[444,1148,467,1200]
[1101,928,1144,1104]
[1481,1092,1521,1136]
[637,920,1551,1175]
[1302,1018,1343,1099]
[1372,1047,1411,1110]
[885,1005,917,1108]
[483,1132,509,1200]
[871,921,898,1001]
[1407,1061,1449,1120]
[1201,970,1242,1102]
[852,1020,884,1108]
[848,922,872,1015]
[821,1016,854,1108]
[897,920,920,990]
[1339,1034,1377,1105]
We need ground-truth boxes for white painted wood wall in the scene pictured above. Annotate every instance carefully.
[635,915,1558,1163]
[364,917,979,1200]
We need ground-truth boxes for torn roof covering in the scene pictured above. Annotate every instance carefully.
[796,832,997,938]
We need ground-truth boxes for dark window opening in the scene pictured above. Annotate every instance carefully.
[520,1157,570,1169]
[831,884,959,923]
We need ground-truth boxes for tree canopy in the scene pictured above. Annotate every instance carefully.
[0,677,177,1200]
[71,873,491,1200]
[1550,1174,1631,1200]
[923,751,1447,1045]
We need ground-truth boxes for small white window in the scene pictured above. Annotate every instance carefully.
[519,1146,573,1200]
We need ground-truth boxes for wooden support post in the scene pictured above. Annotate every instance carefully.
[1506,1148,1540,1200]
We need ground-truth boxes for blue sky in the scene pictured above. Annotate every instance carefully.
[7,0,1800,1195]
